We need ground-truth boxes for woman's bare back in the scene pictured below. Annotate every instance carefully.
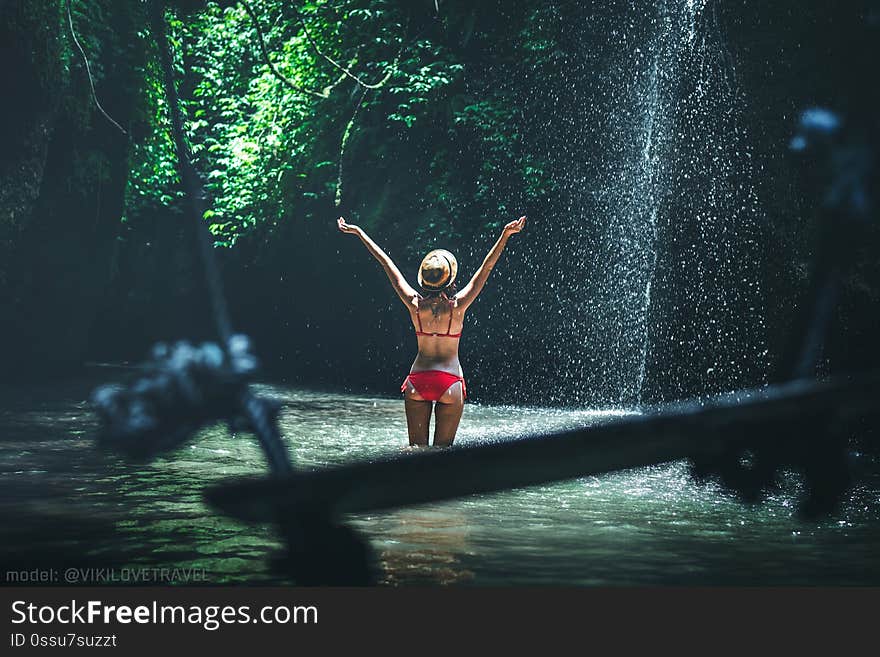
[409,295,464,375]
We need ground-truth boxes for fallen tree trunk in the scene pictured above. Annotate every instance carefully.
[206,374,880,522]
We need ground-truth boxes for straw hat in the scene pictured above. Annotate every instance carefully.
[418,249,458,291]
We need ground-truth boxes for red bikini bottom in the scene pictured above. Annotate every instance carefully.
[401,370,467,402]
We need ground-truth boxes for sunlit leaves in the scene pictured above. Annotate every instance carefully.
[123,1,550,248]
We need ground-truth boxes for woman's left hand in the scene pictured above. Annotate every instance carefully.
[337,217,360,234]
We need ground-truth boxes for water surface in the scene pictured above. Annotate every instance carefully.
[2,374,878,585]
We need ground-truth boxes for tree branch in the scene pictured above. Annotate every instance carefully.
[65,0,127,135]
[296,9,399,91]
[239,0,328,99]
[335,87,369,208]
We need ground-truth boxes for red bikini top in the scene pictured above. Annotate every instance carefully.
[414,297,462,338]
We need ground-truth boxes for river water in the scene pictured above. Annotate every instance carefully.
[2,373,878,585]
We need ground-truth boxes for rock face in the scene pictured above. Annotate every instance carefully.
[0,1,144,379]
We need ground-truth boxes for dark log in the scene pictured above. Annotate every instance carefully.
[206,374,880,522]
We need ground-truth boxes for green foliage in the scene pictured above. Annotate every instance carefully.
[387,40,463,128]
[123,1,554,248]
[519,4,566,65]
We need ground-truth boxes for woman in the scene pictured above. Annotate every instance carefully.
[337,215,526,446]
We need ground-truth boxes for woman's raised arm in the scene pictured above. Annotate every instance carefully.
[455,216,526,308]
[337,217,419,305]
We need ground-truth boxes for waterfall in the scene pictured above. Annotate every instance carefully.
[639,0,768,401]
[522,0,765,406]
[634,0,707,402]
[585,0,717,405]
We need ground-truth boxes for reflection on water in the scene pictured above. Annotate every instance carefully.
[364,508,475,585]
[1,374,879,585]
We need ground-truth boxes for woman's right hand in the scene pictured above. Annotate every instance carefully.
[503,216,526,236]
[337,217,360,235]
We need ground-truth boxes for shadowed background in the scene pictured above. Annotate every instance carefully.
[1,0,877,407]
